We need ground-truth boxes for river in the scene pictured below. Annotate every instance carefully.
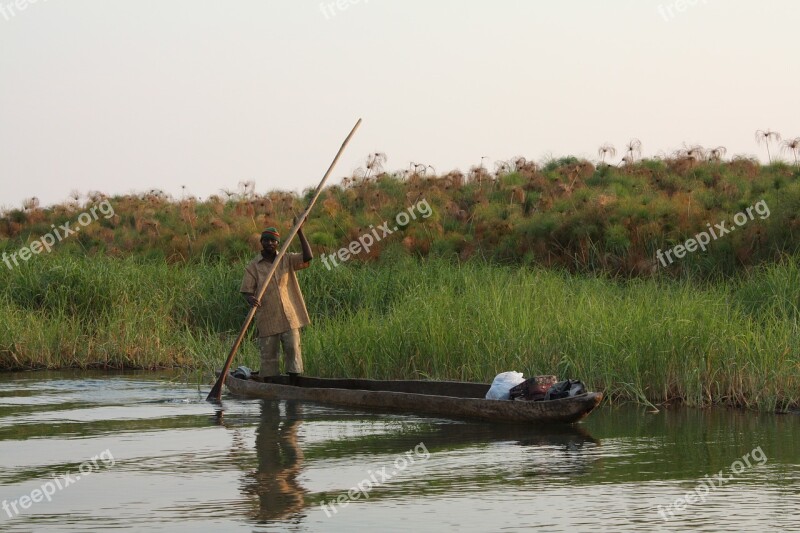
[0,371,797,532]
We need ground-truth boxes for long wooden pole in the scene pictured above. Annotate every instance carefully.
[207,118,362,402]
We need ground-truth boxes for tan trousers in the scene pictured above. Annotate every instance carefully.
[258,329,303,376]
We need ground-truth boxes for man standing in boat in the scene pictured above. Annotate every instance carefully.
[240,222,313,385]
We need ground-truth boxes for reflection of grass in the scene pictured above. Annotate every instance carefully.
[1,254,799,411]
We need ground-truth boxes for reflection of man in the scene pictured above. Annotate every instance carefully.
[240,224,313,383]
[245,400,306,521]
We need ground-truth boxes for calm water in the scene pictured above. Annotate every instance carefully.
[0,371,798,532]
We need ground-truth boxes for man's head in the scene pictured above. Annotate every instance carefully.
[260,227,280,254]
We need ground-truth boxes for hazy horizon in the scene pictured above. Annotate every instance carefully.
[2,0,798,209]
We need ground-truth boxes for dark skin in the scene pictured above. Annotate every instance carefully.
[244,219,313,308]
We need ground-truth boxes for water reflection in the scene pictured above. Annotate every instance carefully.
[233,401,604,522]
[242,401,307,522]
[0,373,798,532]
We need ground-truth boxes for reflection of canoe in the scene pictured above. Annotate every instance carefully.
[303,417,600,462]
[223,374,602,424]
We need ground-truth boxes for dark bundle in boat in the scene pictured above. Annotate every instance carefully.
[509,376,587,402]
[509,376,557,401]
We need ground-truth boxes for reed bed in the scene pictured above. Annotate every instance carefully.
[3,158,800,278]
[1,254,798,411]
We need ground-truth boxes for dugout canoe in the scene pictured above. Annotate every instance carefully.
[223,373,603,424]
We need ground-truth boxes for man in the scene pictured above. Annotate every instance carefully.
[240,222,313,385]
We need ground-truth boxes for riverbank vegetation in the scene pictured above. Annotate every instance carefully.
[1,254,798,411]
[2,152,799,410]
[2,156,800,277]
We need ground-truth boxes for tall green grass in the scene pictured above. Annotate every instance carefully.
[1,253,798,411]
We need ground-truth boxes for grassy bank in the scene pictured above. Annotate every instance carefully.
[1,253,798,411]
[3,157,800,277]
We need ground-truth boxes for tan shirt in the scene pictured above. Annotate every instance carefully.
[240,253,311,337]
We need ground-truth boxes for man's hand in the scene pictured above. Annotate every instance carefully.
[295,215,313,263]
[246,295,261,308]
[293,215,308,227]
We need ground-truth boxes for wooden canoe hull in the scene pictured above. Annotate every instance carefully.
[224,374,602,424]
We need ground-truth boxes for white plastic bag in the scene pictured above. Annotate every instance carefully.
[485,371,525,400]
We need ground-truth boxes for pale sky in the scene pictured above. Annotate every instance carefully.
[1,0,798,208]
